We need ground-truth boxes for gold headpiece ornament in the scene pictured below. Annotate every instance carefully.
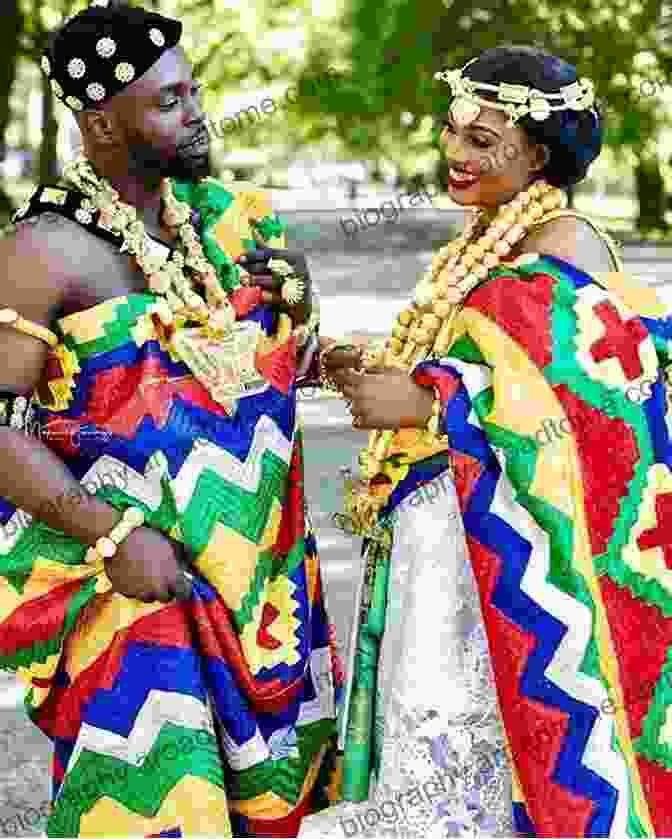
[434,59,596,127]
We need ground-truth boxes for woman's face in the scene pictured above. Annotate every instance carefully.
[439,102,549,209]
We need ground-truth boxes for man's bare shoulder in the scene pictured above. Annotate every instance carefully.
[3,210,92,259]
[0,211,104,296]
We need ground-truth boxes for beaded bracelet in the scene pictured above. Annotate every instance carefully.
[84,506,146,565]
[0,309,59,348]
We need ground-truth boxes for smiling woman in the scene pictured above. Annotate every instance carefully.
[306,44,672,839]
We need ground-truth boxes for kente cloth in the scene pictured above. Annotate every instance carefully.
[0,178,343,837]
[303,251,672,838]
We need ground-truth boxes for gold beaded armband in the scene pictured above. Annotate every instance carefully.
[85,507,146,566]
[0,309,59,348]
[425,386,448,441]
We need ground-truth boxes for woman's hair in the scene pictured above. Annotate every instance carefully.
[461,45,603,189]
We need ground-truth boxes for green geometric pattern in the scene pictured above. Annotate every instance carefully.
[63,294,158,358]
[47,724,224,837]
[537,259,663,613]
[635,646,672,769]
[230,718,336,805]
[180,451,288,553]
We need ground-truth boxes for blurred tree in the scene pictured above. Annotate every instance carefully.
[0,1,24,215]
[296,0,672,232]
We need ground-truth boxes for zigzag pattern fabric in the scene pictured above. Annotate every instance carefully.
[409,253,672,836]
[0,180,342,837]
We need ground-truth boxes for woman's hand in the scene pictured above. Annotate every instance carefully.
[335,367,435,430]
[320,336,363,377]
[104,527,191,603]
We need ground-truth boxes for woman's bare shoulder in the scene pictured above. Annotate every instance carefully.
[518,215,615,275]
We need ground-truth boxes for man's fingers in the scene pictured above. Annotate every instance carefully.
[260,290,285,306]
[246,274,284,290]
[239,248,307,271]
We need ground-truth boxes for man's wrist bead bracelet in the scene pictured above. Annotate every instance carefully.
[0,309,59,348]
[85,506,145,565]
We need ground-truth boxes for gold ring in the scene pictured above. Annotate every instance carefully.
[280,274,306,305]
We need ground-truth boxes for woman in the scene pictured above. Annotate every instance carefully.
[299,46,672,837]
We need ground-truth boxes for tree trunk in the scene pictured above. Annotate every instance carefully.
[38,72,59,184]
[635,153,669,235]
[0,0,24,221]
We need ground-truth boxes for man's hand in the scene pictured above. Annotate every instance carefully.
[237,248,313,325]
[104,527,190,603]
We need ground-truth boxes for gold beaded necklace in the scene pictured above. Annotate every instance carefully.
[62,156,235,332]
[349,178,567,530]
[61,156,273,408]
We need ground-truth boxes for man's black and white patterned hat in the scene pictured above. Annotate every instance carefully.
[41,1,182,112]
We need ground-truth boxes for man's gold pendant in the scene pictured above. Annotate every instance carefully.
[170,321,268,410]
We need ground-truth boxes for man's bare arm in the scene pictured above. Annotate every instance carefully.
[0,216,121,544]
[0,215,187,602]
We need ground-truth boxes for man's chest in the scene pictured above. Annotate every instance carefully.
[59,234,174,319]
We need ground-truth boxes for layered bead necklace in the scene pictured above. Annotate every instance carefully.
[352,178,567,527]
[62,156,237,334]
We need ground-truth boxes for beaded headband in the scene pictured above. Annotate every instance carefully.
[434,59,596,127]
[42,2,181,112]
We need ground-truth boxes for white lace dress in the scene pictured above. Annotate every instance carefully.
[299,473,514,838]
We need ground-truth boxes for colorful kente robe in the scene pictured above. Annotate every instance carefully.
[301,248,672,838]
[0,178,342,838]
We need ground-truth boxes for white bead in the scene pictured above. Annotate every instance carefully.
[149,27,166,47]
[75,208,93,224]
[96,37,117,59]
[115,62,135,83]
[86,83,106,102]
[95,536,117,559]
[67,58,86,79]
[529,94,552,121]
[414,279,434,307]
[123,508,145,527]
[41,56,51,76]
[14,397,27,410]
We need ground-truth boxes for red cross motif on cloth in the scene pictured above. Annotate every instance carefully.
[590,300,648,381]
[637,493,672,568]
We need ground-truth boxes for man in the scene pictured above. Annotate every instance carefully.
[0,2,340,836]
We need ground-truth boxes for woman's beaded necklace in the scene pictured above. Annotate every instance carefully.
[355,178,567,525]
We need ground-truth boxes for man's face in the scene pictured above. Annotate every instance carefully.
[109,45,211,180]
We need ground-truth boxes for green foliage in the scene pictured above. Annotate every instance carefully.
[4,0,672,233]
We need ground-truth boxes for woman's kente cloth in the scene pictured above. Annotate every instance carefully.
[0,178,343,837]
[300,249,672,838]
